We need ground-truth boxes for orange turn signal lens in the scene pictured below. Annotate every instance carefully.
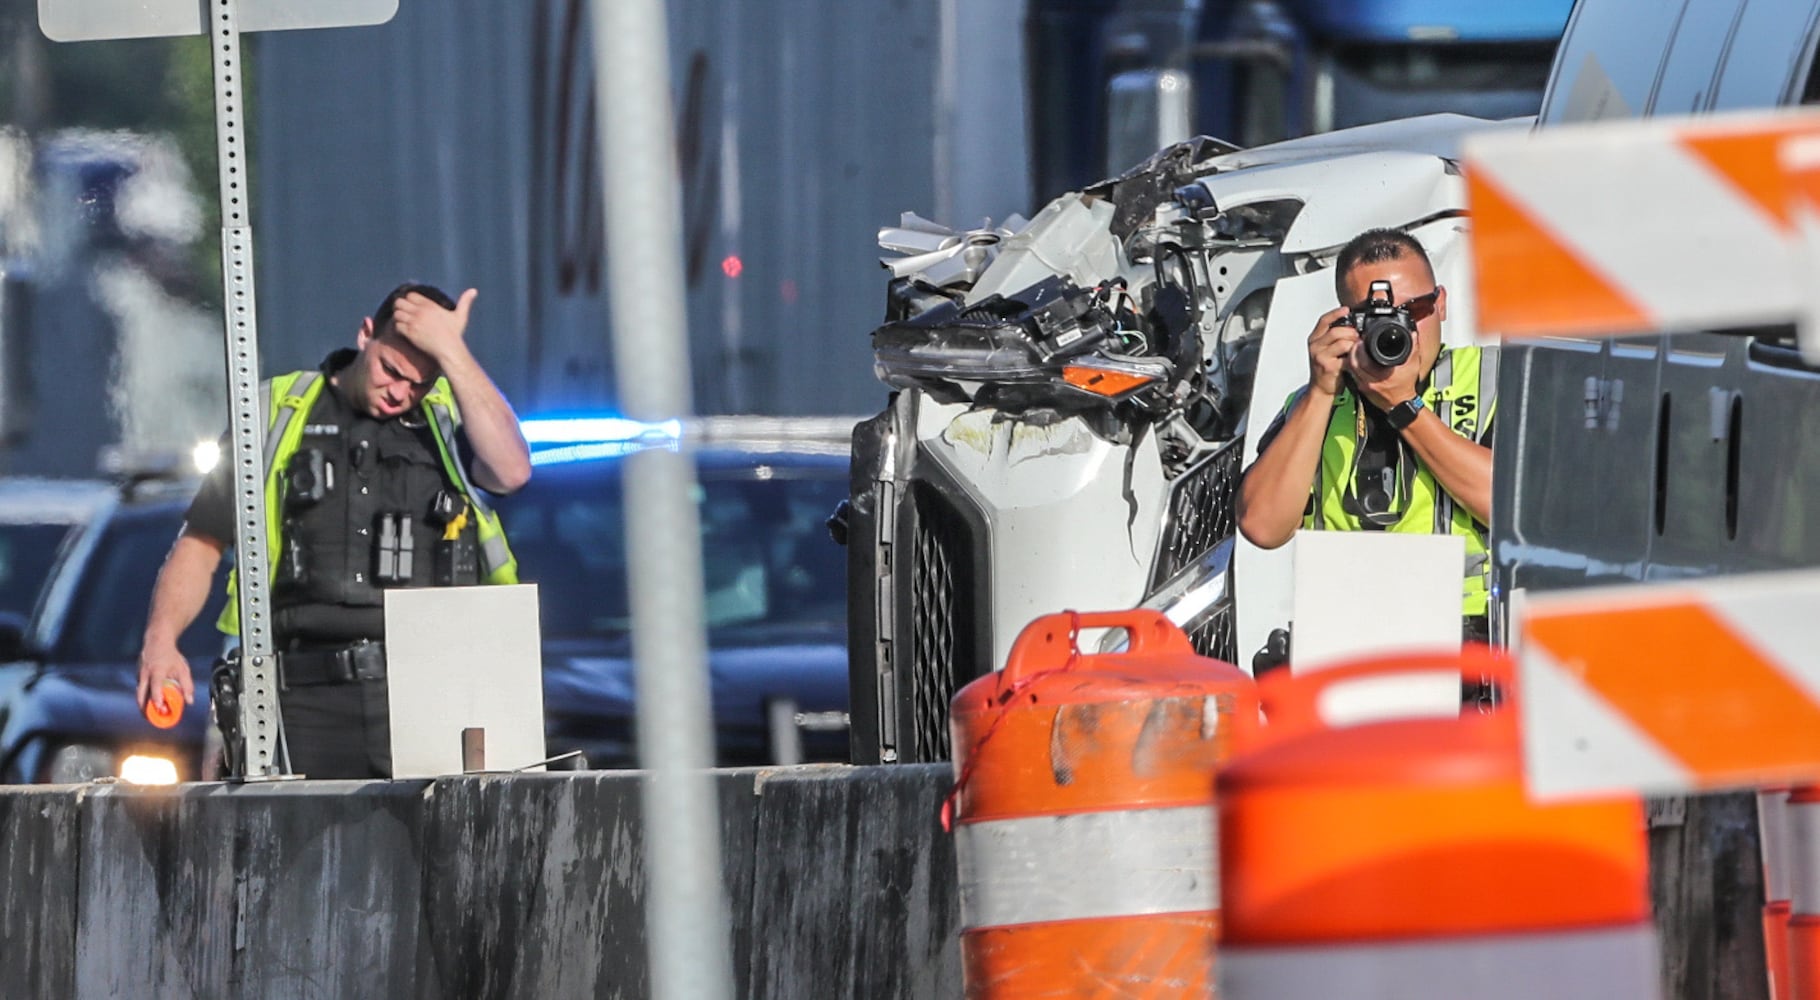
[1062,366,1154,397]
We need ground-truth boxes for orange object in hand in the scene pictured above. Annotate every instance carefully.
[144,680,183,729]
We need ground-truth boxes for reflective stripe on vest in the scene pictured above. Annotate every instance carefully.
[217,371,518,634]
[1298,345,1496,616]
[420,385,518,584]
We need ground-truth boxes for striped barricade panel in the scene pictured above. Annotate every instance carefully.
[1516,570,1820,799]
[1463,111,1820,340]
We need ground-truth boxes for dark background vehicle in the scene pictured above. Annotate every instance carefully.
[0,477,114,623]
[0,479,224,784]
[0,416,855,783]
[505,417,853,767]
[1030,0,1575,197]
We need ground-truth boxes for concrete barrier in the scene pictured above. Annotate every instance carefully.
[77,780,432,998]
[0,765,1778,999]
[0,786,78,996]
[745,764,961,998]
[0,764,959,999]
[417,770,762,999]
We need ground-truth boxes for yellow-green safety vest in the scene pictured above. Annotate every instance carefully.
[1296,345,1498,617]
[217,370,519,634]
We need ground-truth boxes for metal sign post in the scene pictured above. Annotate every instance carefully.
[206,0,282,778]
[591,1,735,997]
[39,0,399,777]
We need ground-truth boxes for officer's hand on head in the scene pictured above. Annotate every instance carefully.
[1345,336,1421,412]
[137,642,195,708]
[1307,305,1357,397]
[390,288,478,364]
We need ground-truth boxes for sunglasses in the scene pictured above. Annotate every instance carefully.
[1400,289,1440,322]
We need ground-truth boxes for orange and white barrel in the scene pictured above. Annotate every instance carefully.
[1218,646,1660,1000]
[947,609,1257,998]
[1786,785,1820,1000]
[1764,787,1794,1000]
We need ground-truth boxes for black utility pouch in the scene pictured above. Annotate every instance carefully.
[435,536,478,586]
[376,512,416,584]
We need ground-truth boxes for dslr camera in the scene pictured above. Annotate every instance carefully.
[1348,279,1416,368]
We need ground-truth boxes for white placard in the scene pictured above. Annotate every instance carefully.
[1291,531,1464,723]
[39,0,398,42]
[384,584,545,777]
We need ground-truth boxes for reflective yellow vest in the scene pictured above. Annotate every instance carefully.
[217,370,519,634]
[1297,345,1498,617]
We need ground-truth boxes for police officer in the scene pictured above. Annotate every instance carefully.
[1237,228,1496,642]
[136,283,532,778]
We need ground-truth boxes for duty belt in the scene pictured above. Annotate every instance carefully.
[278,640,387,687]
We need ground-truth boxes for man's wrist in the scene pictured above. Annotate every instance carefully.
[1385,395,1426,431]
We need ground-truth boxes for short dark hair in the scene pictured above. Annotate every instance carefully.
[1334,229,1433,300]
[372,282,456,334]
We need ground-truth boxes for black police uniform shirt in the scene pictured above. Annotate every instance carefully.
[185,350,482,646]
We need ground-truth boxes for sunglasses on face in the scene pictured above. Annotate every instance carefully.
[1400,289,1440,322]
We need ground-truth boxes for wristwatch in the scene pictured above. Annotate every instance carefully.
[1385,395,1426,431]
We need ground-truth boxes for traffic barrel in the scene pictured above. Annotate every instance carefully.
[143,680,184,729]
[1218,646,1660,1000]
[1764,787,1793,1000]
[1787,785,1820,1000]
[946,608,1257,998]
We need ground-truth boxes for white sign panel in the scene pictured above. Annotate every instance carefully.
[1291,531,1465,723]
[384,584,546,777]
[40,0,398,42]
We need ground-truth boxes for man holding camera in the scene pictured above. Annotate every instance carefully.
[1237,228,1495,641]
[136,283,532,778]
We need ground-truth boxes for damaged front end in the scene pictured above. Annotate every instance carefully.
[848,119,1484,764]
[850,137,1272,764]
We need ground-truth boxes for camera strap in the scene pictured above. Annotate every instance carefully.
[1431,351,1457,534]
[1329,387,1415,528]
[1340,429,1415,528]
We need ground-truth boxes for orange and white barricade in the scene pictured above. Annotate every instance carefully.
[1466,111,1820,343]
[1464,101,1820,1000]
[1766,787,1795,1000]
[1218,647,1660,1000]
[1789,785,1820,1000]
[945,609,1256,998]
[1512,574,1820,798]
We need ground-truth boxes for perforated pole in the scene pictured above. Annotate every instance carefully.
[590,1,734,998]
[210,0,281,777]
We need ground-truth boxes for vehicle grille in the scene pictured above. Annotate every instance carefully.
[1185,604,1238,666]
[908,485,967,762]
[1151,438,1243,591]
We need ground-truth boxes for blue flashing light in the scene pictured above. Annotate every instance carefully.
[1284,0,1573,43]
[530,439,681,467]
[519,416,683,446]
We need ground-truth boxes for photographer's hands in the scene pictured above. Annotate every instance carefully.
[1346,339,1420,411]
[1306,306,1356,398]
[1309,304,1421,410]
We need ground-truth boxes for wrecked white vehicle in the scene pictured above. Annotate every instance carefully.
[845,114,1522,764]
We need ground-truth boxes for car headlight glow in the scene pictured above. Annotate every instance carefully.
[119,754,180,785]
[192,438,221,475]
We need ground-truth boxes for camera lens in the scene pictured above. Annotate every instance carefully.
[1365,319,1412,367]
